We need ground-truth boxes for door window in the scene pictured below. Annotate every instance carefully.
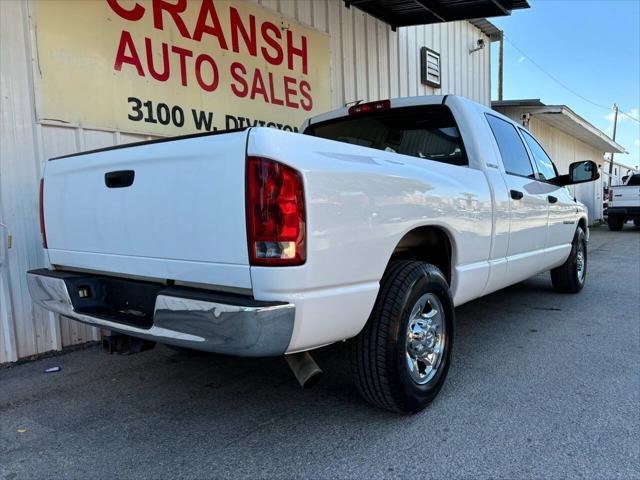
[485,114,535,178]
[520,129,558,181]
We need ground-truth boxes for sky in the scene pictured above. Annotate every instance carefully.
[490,0,640,170]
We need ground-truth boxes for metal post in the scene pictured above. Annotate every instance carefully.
[607,104,619,183]
[498,32,504,101]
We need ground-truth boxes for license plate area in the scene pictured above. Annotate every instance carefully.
[64,274,164,329]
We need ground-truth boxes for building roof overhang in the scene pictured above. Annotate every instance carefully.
[492,100,627,154]
[344,0,529,31]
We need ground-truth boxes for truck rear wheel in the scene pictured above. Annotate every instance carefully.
[551,227,587,293]
[349,261,454,413]
[608,216,625,231]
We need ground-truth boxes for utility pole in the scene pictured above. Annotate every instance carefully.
[607,103,619,183]
[498,31,504,101]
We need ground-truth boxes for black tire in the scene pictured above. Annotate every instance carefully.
[608,216,624,231]
[349,261,454,413]
[551,227,587,293]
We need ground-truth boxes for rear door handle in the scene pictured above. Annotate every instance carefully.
[510,189,524,200]
[547,195,558,204]
[105,170,135,188]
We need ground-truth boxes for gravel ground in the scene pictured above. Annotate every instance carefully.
[1,224,638,479]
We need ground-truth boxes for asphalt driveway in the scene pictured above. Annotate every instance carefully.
[1,225,639,479]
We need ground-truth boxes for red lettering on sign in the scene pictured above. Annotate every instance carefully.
[153,0,191,39]
[109,2,318,112]
[171,45,193,86]
[300,80,313,111]
[193,0,228,49]
[286,30,307,75]
[267,72,284,106]
[250,69,269,102]
[145,37,170,81]
[230,62,249,97]
[114,30,145,76]
[230,7,256,56]
[195,54,219,92]
[261,22,283,67]
[283,76,298,109]
[106,0,145,21]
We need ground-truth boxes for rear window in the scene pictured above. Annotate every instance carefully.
[304,106,468,166]
[626,174,640,186]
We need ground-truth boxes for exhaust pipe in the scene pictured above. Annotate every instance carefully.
[285,351,323,389]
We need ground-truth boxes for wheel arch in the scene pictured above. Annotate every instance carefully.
[385,225,455,285]
[578,217,587,231]
[577,216,588,240]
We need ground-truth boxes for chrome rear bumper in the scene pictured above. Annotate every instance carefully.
[27,269,294,357]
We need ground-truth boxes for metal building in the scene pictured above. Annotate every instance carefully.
[0,0,528,363]
[493,100,626,224]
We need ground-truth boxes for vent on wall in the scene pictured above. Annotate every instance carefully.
[421,47,441,88]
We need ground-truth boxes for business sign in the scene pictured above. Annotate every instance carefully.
[31,0,331,135]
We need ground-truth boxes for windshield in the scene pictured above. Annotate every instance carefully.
[304,106,468,166]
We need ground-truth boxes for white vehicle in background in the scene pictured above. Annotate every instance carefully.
[28,95,599,413]
[607,173,640,230]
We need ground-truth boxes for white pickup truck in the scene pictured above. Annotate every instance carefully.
[28,95,599,413]
[607,173,640,230]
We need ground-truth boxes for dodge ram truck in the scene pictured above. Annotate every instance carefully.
[607,173,640,230]
[28,95,599,413]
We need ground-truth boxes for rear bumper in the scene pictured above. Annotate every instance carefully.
[26,269,294,357]
[608,206,640,217]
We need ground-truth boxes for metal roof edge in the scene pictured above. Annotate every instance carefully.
[468,18,502,41]
[546,105,626,154]
[492,101,626,154]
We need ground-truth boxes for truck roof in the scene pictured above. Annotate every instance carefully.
[300,94,506,132]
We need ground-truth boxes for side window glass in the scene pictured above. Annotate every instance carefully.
[520,130,557,181]
[485,114,535,178]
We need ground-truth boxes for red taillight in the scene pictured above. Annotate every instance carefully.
[39,177,48,249]
[246,157,305,266]
[348,99,391,116]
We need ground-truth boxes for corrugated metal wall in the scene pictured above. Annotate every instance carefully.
[0,0,491,363]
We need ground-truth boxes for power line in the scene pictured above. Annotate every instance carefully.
[503,35,640,125]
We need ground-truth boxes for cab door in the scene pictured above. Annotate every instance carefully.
[486,114,549,284]
[519,129,577,268]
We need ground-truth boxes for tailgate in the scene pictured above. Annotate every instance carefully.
[43,130,252,289]
[611,185,640,207]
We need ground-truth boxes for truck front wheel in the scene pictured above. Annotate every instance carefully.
[349,261,454,413]
[551,226,587,293]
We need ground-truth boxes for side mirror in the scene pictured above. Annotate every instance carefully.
[553,160,600,186]
[569,160,599,183]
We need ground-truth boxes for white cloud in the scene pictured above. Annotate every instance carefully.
[634,138,640,146]
[605,108,639,123]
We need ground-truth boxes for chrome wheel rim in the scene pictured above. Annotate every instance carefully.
[576,241,586,283]
[405,293,446,385]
